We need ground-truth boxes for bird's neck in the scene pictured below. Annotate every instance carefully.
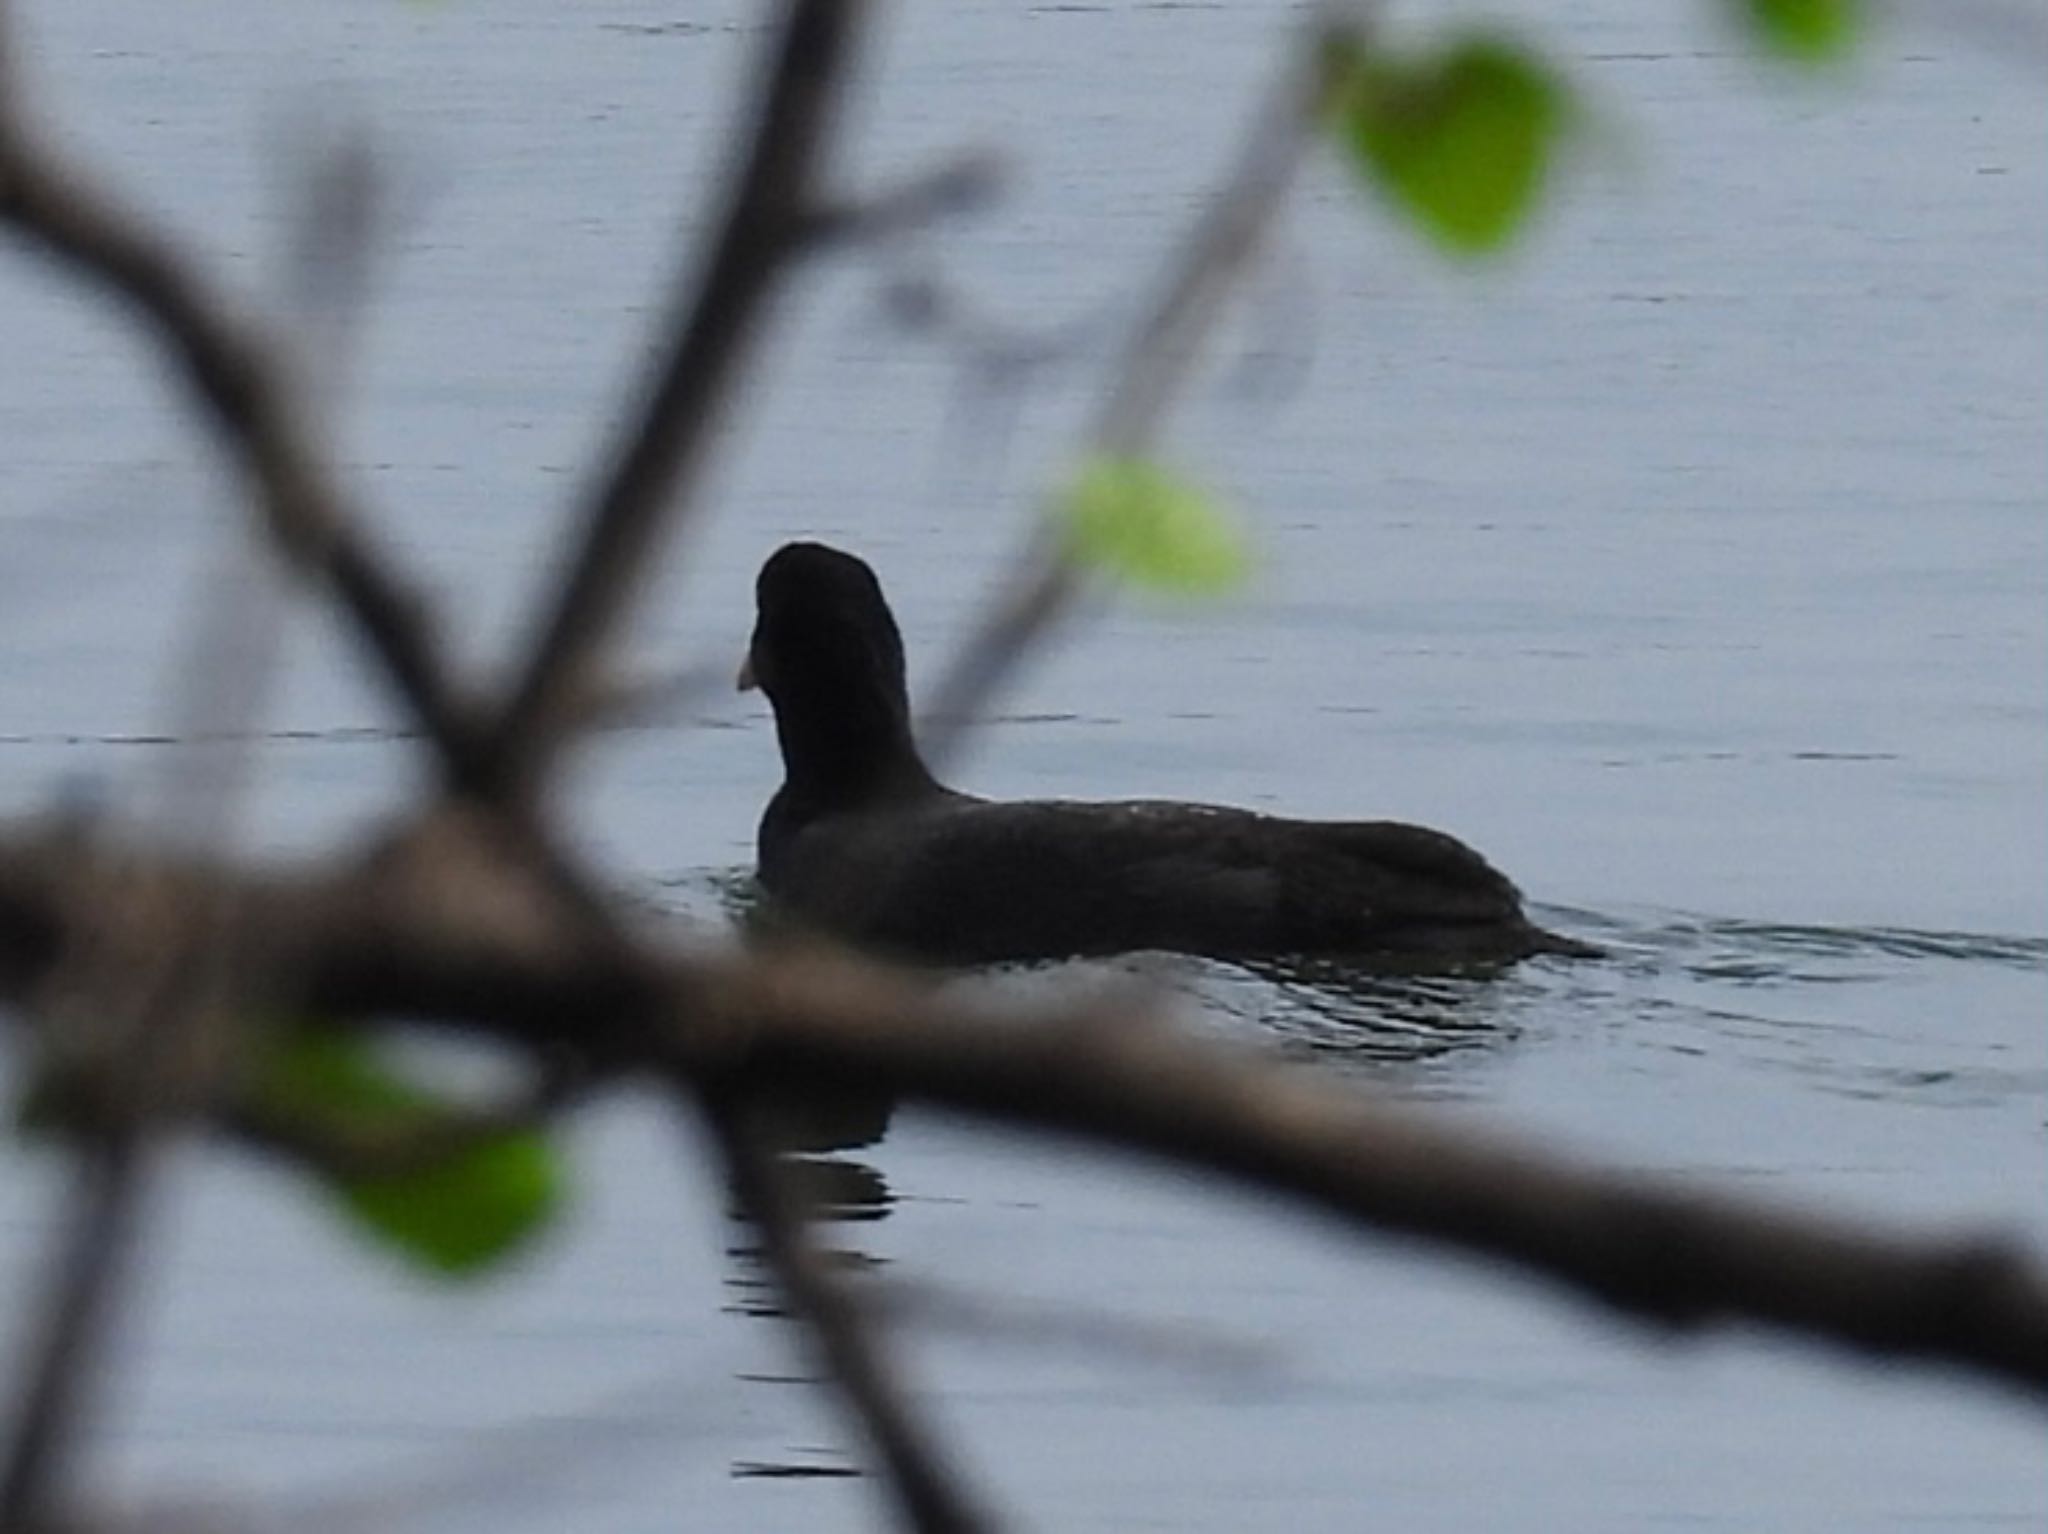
[772,686,942,811]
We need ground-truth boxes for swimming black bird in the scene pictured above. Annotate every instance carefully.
[740,541,1593,968]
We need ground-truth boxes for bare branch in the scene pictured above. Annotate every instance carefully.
[0,1128,155,1530]
[919,14,1347,756]
[1,822,2043,1401]
[0,850,245,1530]
[551,661,731,738]
[700,1095,995,1534]
[690,950,2048,1398]
[481,0,871,801]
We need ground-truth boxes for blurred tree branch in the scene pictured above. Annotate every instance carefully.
[2,817,2045,1402]
[920,15,1344,756]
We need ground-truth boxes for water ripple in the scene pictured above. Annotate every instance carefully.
[1541,904,2048,978]
[647,872,2046,1105]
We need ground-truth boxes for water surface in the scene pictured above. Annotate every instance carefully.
[1,2,2043,1530]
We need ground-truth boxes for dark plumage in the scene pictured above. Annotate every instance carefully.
[742,541,1594,968]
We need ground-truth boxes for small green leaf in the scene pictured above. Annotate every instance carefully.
[1060,457,1249,595]
[257,1025,562,1279]
[1333,34,1570,257]
[338,1131,558,1278]
[1740,0,1860,63]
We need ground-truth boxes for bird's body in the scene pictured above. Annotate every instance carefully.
[743,542,1593,968]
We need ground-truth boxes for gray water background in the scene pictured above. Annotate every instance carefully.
[1,1,2044,1529]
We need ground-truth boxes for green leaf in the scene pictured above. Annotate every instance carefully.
[257,1025,562,1279]
[1060,457,1250,595]
[1333,34,1570,257]
[337,1131,558,1278]
[1739,0,1860,63]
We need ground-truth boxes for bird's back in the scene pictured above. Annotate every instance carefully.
[761,796,1570,966]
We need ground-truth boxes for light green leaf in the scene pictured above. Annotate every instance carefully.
[1739,0,1860,63]
[337,1132,558,1278]
[1060,457,1249,595]
[257,1025,563,1279]
[1333,34,1570,257]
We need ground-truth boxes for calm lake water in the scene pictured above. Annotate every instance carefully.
[2,2,2044,1530]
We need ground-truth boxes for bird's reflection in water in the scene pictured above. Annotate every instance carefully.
[719,1083,901,1481]
[713,940,1527,1482]
[720,1083,898,1330]
[709,886,903,1355]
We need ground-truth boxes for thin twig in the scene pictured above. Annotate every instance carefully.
[481,0,868,801]
[799,149,1005,248]
[919,14,1350,757]
[0,858,241,1531]
[701,1094,995,1534]
[0,1111,157,1532]
[0,1142,153,1531]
